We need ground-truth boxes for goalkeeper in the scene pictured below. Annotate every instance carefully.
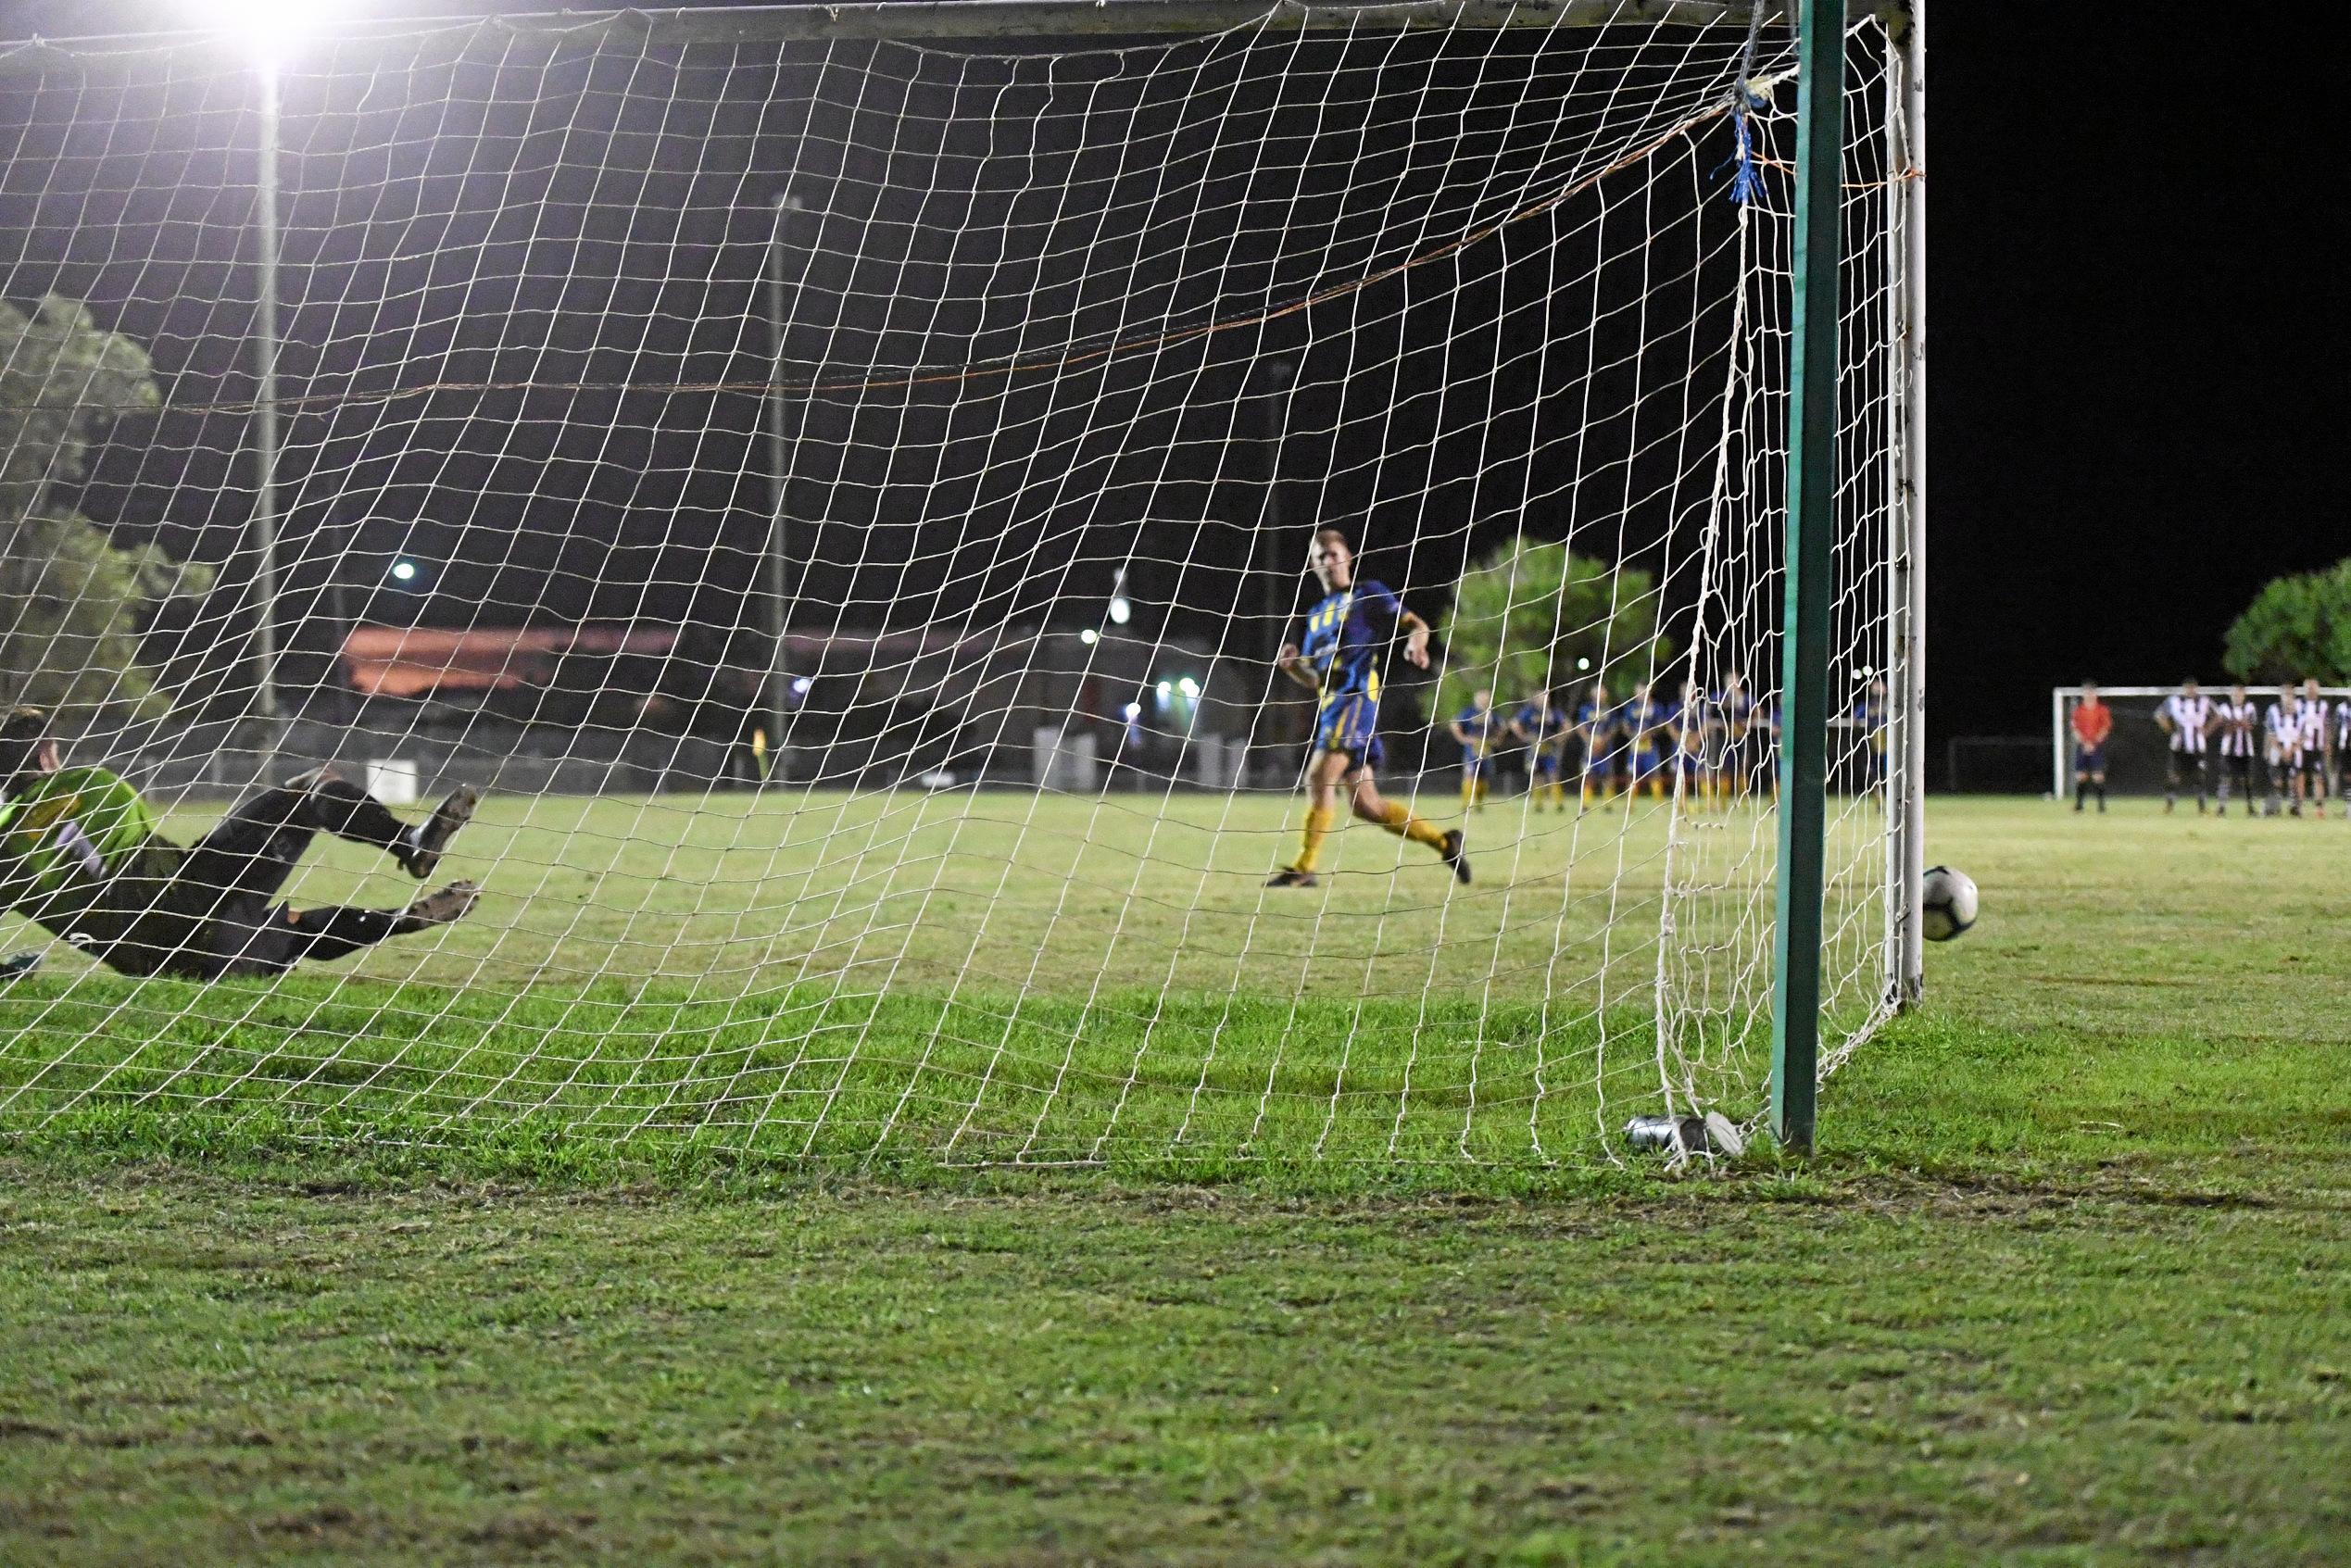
[1265,530,1468,888]
[0,709,479,979]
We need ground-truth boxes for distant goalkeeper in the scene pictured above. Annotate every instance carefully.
[1265,530,1468,888]
[0,709,479,979]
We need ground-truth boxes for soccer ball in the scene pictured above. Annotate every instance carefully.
[1919,865,1978,942]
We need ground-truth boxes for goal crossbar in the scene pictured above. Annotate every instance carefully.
[0,0,1902,77]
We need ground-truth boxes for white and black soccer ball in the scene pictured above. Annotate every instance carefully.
[1919,865,1979,942]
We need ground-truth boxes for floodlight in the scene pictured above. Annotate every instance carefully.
[1079,628,1100,646]
[389,558,420,583]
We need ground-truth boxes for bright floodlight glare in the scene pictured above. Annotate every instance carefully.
[1079,628,1100,645]
[1177,677,1200,697]
[1155,680,1173,699]
[1108,596,1132,625]
[389,558,419,583]
[205,0,311,58]
[1122,701,1142,720]
[1577,656,1592,671]
[790,676,812,696]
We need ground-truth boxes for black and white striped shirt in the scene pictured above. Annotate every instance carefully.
[2162,693,2213,754]
[2294,700,2331,758]
[2267,699,2307,760]
[2215,698,2259,758]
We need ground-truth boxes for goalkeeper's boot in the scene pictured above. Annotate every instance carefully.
[393,881,480,935]
[1440,829,1471,885]
[400,784,482,880]
[1264,867,1319,889]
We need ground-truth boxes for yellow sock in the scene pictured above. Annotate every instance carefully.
[1475,778,1489,807]
[1462,780,1476,811]
[1380,800,1449,850]
[1292,803,1339,872]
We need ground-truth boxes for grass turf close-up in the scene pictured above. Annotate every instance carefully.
[1,795,2346,1564]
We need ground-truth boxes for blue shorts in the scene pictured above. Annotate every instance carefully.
[1461,751,1489,778]
[1584,746,1622,780]
[1630,747,1665,780]
[1314,692,1383,768]
[1530,751,1560,777]
[2075,745,2106,774]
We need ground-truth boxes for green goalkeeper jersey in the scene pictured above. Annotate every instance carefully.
[0,767,170,924]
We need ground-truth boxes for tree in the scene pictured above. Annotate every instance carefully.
[0,293,212,725]
[2221,559,2351,684]
[1433,536,1670,722]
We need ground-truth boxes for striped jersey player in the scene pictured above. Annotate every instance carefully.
[2213,684,2259,814]
[2287,679,2332,817]
[2156,679,2215,815]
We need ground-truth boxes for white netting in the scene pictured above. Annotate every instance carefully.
[0,5,1913,1167]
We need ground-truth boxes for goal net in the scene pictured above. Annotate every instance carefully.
[0,3,1917,1168]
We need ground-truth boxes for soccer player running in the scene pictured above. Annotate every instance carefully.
[0,709,479,979]
[2213,683,2259,816]
[2070,681,2113,813]
[1448,689,1499,814]
[2156,678,2215,815]
[1266,530,1467,887]
[1510,688,1571,811]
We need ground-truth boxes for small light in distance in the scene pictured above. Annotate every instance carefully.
[1122,701,1143,720]
[389,558,420,583]
[790,676,813,696]
[1079,628,1100,645]
[1155,680,1174,700]
[1109,596,1132,625]
[1177,677,1200,698]
[1577,656,1591,671]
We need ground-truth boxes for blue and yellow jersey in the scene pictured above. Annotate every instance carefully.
[1854,693,1888,753]
[1623,697,1673,755]
[1298,580,1404,704]
[1574,697,1620,752]
[1718,687,1754,736]
[1453,704,1499,759]
[1514,699,1568,750]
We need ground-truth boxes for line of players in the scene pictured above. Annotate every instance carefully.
[1447,674,1832,813]
[2070,679,2346,817]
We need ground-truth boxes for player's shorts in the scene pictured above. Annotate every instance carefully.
[1584,746,1623,781]
[2166,748,2206,784]
[2297,750,2326,781]
[1629,746,1665,781]
[1314,692,1382,769]
[1460,751,1489,778]
[1529,749,1560,777]
[2073,745,2106,774]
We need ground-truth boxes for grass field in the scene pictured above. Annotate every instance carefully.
[2,795,2346,1564]
[0,785,1892,1170]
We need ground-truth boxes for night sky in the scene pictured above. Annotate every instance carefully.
[1,1,2334,753]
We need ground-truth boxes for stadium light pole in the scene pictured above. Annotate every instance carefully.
[251,44,283,729]
[1768,0,1847,1154]
[764,193,807,768]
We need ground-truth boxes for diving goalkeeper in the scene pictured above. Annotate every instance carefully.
[0,709,479,979]
[1265,530,1468,888]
